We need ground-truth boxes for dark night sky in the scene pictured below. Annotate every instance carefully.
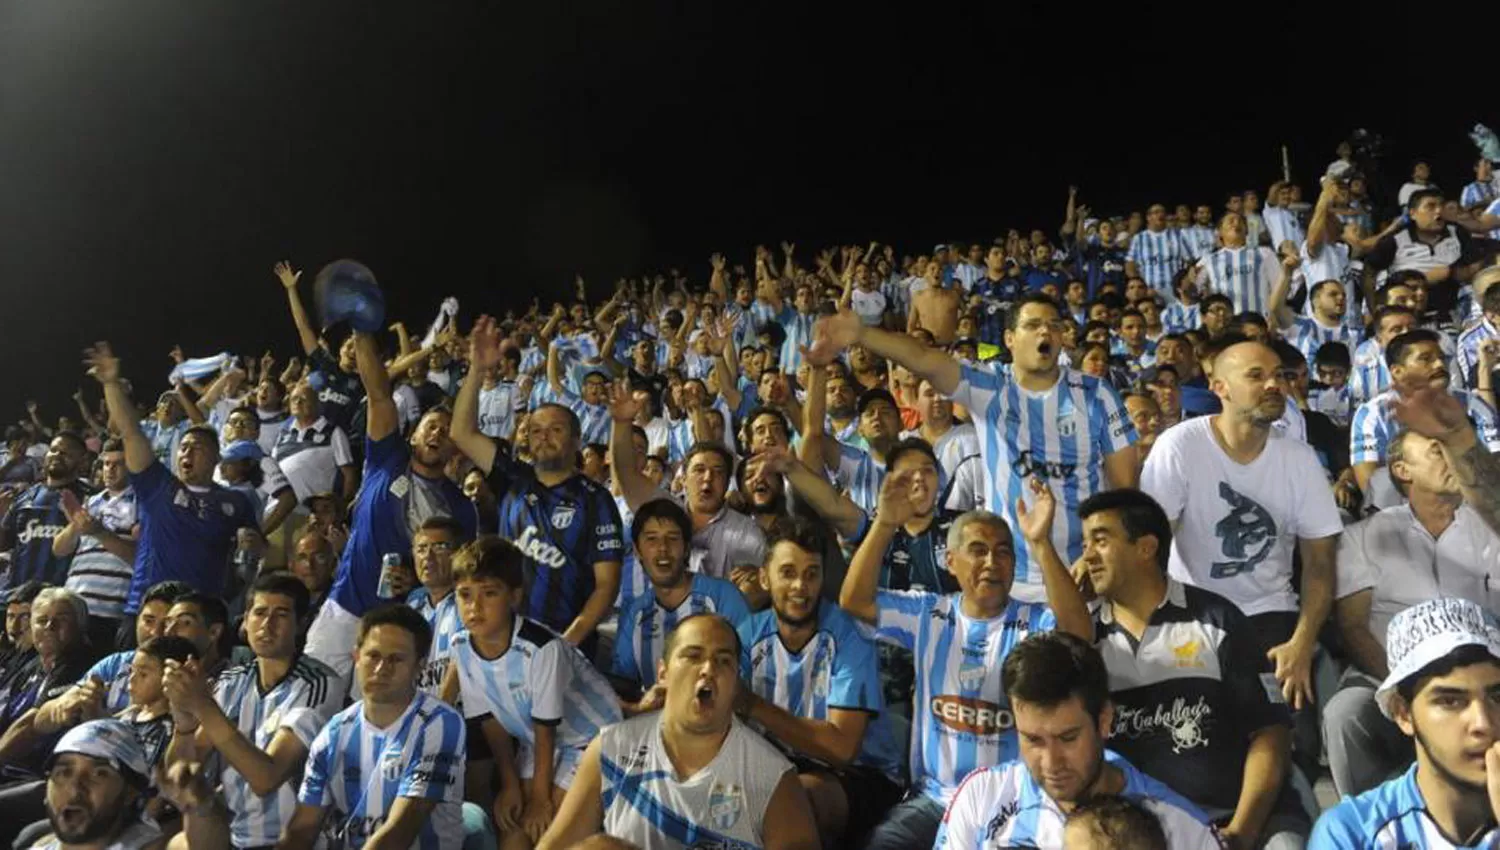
[0,2,1486,419]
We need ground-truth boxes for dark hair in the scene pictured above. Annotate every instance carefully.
[142,580,192,609]
[631,498,692,546]
[532,402,582,441]
[417,515,467,539]
[856,388,899,418]
[1372,305,1416,336]
[1385,329,1443,369]
[1201,293,1233,313]
[1269,339,1305,368]
[1380,271,1427,299]
[1091,292,1125,313]
[1157,332,1190,349]
[1171,265,1198,295]
[356,603,434,660]
[172,592,229,631]
[1066,796,1168,850]
[1002,631,1110,721]
[744,406,790,439]
[249,572,312,624]
[1396,644,1500,707]
[683,442,735,475]
[1483,283,1500,316]
[181,425,221,453]
[762,515,826,569]
[100,437,125,455]
[1005,293,1063,331]
[1082,320,1112,339]
[501,346,522,368]
[1309,279,1343,302]
[1119,308,1144,324]
[1231,311,1269,331]
[138,634,199,666]
[1407,187,1443,212]
[5,580,46,607]
[1077,489,1173,573]
[228,405,260,429]
[51,430,88,455]
[887,437,939,472]
[452,535,525,591]
[1314,342,1352,369]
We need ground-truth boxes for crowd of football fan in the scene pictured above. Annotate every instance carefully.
[2,145,1500,850]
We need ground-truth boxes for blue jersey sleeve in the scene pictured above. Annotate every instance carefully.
[363,431,409,478]
[710,580,752,630]
[610,607,641,683]
[591,488,625,564]
[827,620,882,713]
[398,709,466,803]
[1308,803,1364,849]
[128,460,173,507]
[297,718,338,807]
[873,589,941,651]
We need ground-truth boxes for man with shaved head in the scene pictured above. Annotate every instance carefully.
[1140,337,1343,719]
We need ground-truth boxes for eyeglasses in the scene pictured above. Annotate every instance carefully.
[414,542,454,556]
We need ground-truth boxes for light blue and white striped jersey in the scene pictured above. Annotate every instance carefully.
[599,713,792,850]
[884,276,915,318]
[298,690,466,850]
[519,345,545,376]
[949,363,1136,596]
[1463,179,1498,216]
[217,654,343,848]
[62,487,138,621]
[1456,318,1498,389]
[740,601,904,783]
[872,591,1056,804]
[901,423,981,485]
[1313,762,1497,849]
[451,617,621,757]
[833,442,886,516]
[477,381,525,441]
[1161,301,1201,334]
[1350,339,1392,404]
[614,494,647,611]
[934,750,1222,850]
[1482,197,1500,241]
[779,312,818,375]
[613,573,750,689]
[407,587,462,696]
[1196,245,1279,315]
[1262,205,1305,250]
[1110,337,1158,376]
[1179,224,1218,260]
[1127,229,1193,294]
[1351,388,1500,466]
[1287,316,1356,365]
[557,390,613,447]
[80,649,135,713]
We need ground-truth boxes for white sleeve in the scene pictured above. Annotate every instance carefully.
[1139,429,1189,523]
[933,769,999,850]
[1293,447,1345,540]
[1334,525,1377,601]
[332,427,354,467]
[527,641,567,724]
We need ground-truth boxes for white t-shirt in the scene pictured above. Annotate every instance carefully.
[1141,417,1344,616]
[850,288,888,326]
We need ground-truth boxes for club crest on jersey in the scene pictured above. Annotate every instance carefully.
[380,748,404,781]
[707,781,745,831]
[551,504,577,530]
[221,501,235,517]
[1058,413,1078,438]
[957,660,987,690]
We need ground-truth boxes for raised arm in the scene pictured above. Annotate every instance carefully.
[708,253,729,301]
[807,309,961,395]
[1393,387,1500,536]
[352,330,397,443]
[72,389,104,433]
[1267,254,1300,330]
[450,316,502,473]
[546,336,566,397]
[607,384,659,513]
[757,447,863,539]
[839,470,915,624]
[84,343,154,473]
[1015,477,1093,641]
[275,261,321,356]
[1305,180,1339,255]
[798,364,841,474]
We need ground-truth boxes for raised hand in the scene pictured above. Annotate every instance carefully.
[272,261,301,290]
[158,761,215,812]
[169,345,185,365]
[710,253,726,272]
[781,241,795,257]
[259,350,275,375]
[801,310,862,367]
[25,400,38,416]
[1014,476,1057,544]
[469,316,504,372]
[83,342,122,385]
[608,382,647,423]
[750,446,794,476]
[875,469,918,528]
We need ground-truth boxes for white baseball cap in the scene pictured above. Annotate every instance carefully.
[1376,598,1500,719]
[47,719,151,782]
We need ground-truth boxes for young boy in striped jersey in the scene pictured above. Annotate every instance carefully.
[610,498,749,712]
[163,573,342,850]
[443,536,621,849]
[282,604,467,850]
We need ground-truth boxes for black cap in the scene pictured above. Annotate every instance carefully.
[856,387,899,417]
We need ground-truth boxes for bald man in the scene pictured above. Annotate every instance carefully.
[1140,338,1342,716]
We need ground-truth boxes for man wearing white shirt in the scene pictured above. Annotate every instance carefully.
[274,383,357,506]
[1194,213,1280,315]
[1324,429,1500,797]
[1395,160,1435,207]
[1179,204,1218,259]
[1261,182,1305,255]
[1140,340,1342,713]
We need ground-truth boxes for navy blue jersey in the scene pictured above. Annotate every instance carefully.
[125,462,257,614]
[1,480,93,590]
[328,433,477,617]
[1078,242,1130,297]
[307,349,365,434]
[486,453,624,635]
